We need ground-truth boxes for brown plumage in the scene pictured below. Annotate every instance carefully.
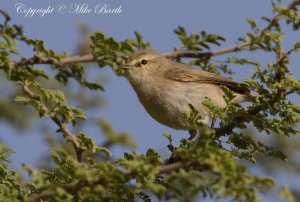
[165,63,249,94]
[122,48,250,139]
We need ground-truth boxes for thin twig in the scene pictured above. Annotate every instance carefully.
[27,159,200,202]
[157,161,194,173]
[17,81,83,162]
[13,54,108,67]
[26,190,53,202]
[162,42,250,59]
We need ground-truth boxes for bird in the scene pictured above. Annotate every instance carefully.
[121,48,250,140]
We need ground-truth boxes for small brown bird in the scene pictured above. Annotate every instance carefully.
[121,48,249,139]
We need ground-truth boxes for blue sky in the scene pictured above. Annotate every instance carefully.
[1,1,299,201]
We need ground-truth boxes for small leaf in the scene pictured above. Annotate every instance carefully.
[294,41,300,51]
[279,186,295,202]
[0,10,11,22]
[162,133,172,144]
[95,147,111,157]
[247,17,257,29]
[14,95,31,103]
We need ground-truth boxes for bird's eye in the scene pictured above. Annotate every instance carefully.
[141,59,148,65]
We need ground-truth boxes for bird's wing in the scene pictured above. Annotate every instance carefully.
[165,62,249,94]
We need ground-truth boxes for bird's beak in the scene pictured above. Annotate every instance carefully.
[119,64,130,70]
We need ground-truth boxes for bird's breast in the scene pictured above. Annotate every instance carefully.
[128,76,213,130]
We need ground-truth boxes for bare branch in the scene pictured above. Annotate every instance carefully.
[26,190,53,202]
[13,54,108,67]
[162,42,250,59]
[157,161,194,173]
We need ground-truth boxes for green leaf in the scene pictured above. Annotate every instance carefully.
[294,41,300,51]
[136,192,151,202]
[279,186,295,202]
[135,31,143,45]
[227,56,261,67]
[95,147,111,157]
[0,10,11,22]
[247,17,257,29]
[162,133,172,144]
[14,95,31,103]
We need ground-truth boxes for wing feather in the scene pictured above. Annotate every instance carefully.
[165,62,249,94]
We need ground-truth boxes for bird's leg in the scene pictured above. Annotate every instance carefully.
[210,116,217,128]
[188,130,197,141]
[168,130,196,163]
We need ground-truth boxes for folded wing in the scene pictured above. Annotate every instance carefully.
[165,62,249,94]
